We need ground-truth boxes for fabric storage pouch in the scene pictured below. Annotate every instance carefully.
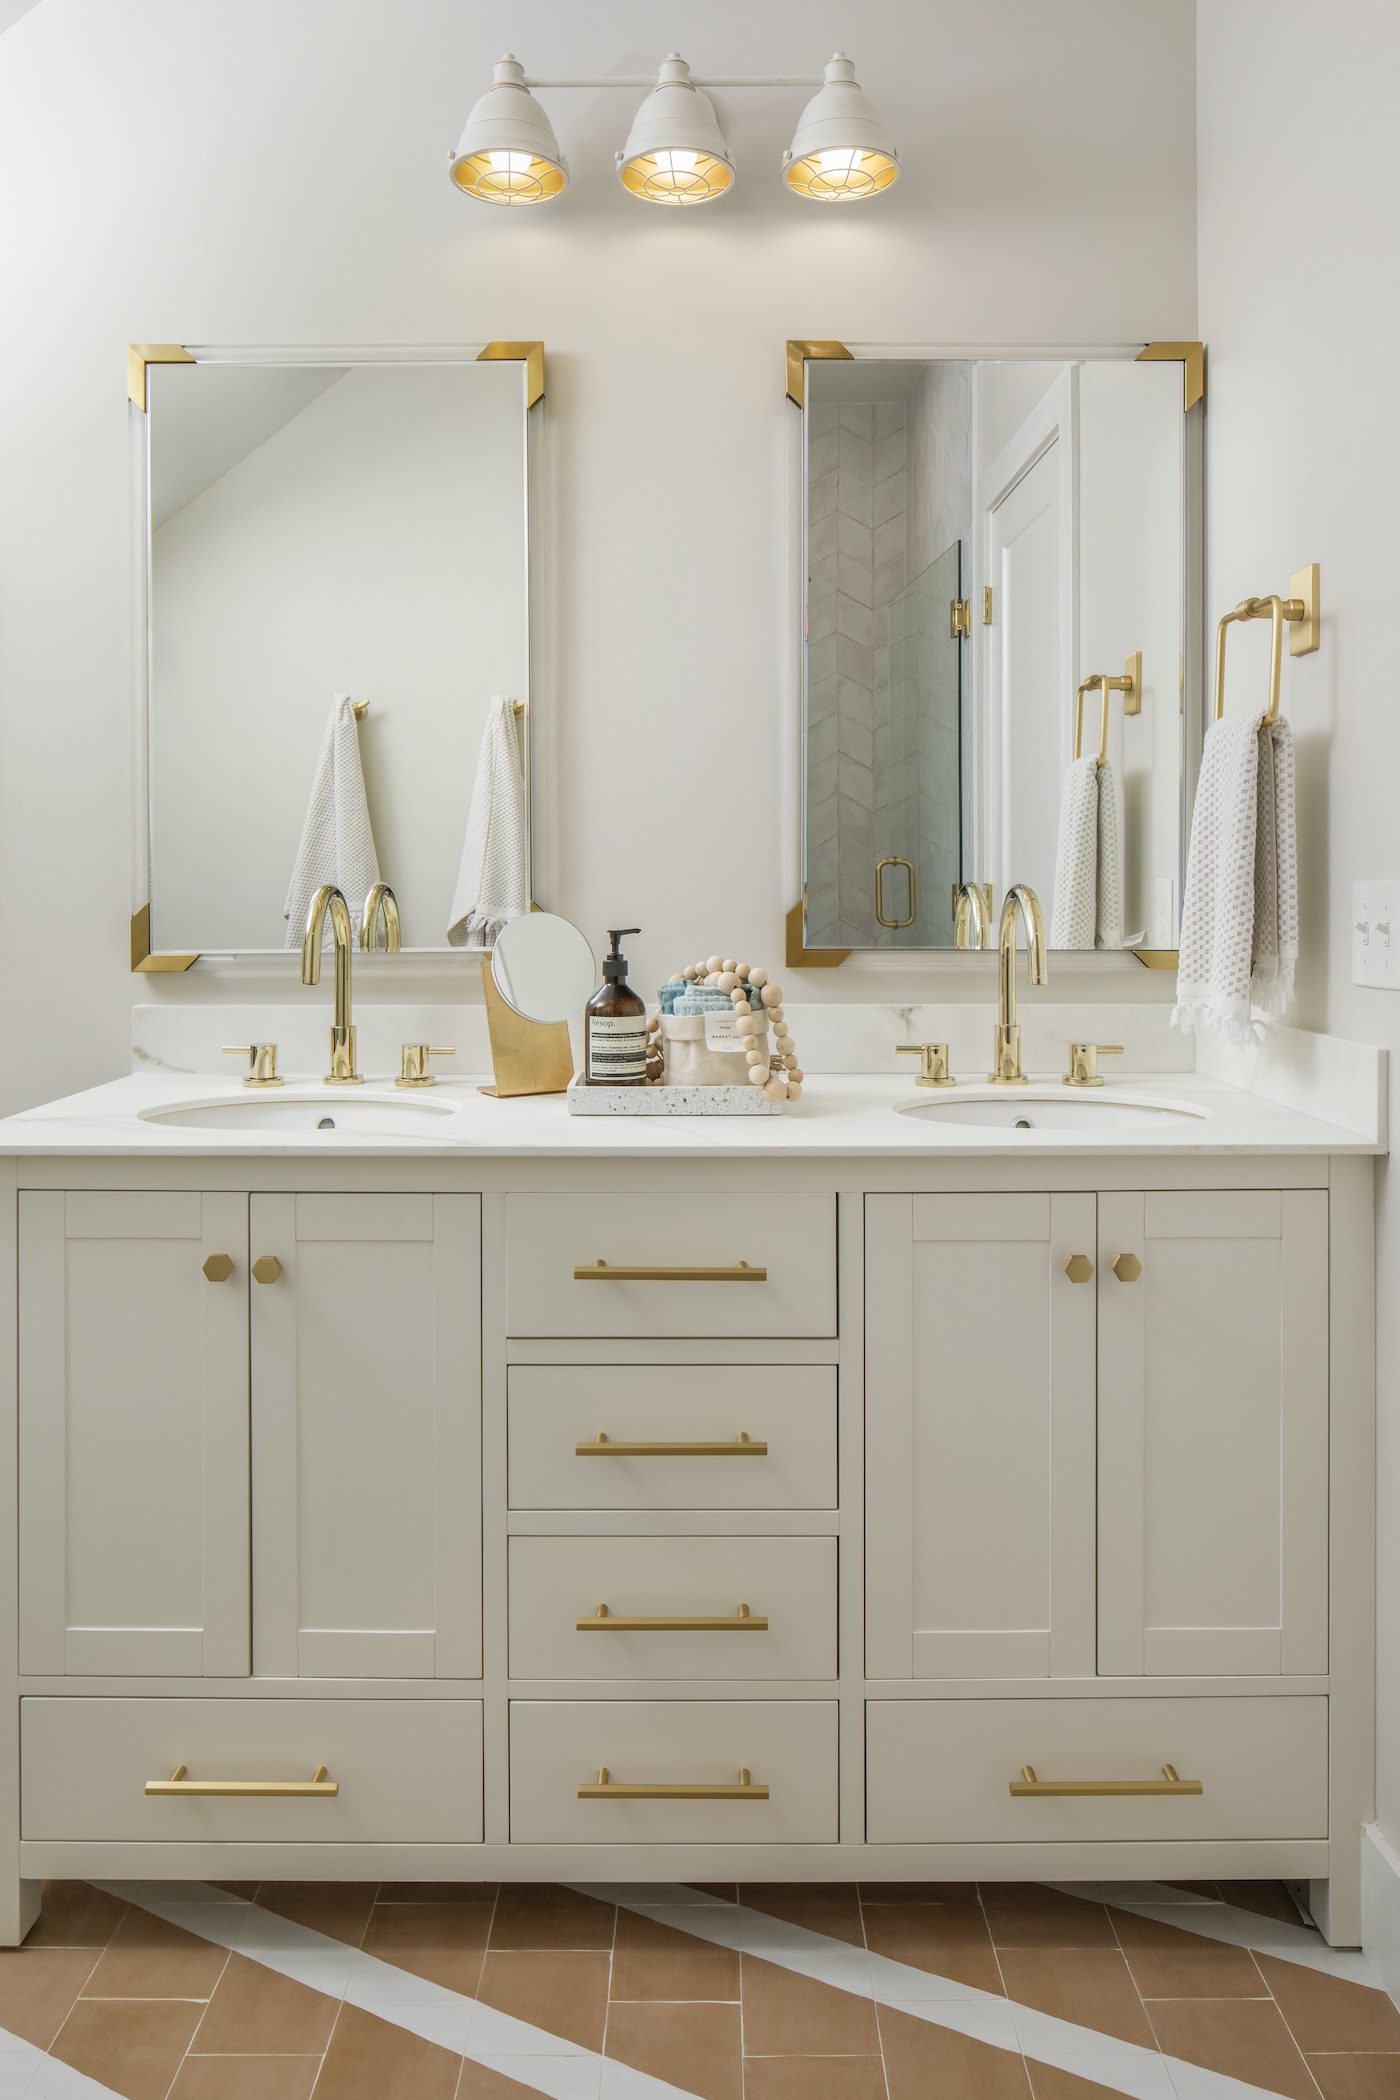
[660,1011,769,1087]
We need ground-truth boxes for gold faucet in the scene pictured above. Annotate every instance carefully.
[360,882,401,953]
[953,882,992,950]
[989,882,1047,1084]
[301,884,362,1085]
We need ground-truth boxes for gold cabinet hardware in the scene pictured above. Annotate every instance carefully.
[576,1431,768,1458]
[875,854,916,930]
[897,1043,954,1087]
[579,1765,769,1801]
[949,597,971,639]
[578,1602,767,1633]
[251,1256,283,1285]
[572,1260,767,1283]
[1011,1762,1202,1798]
[1063,1255,1095,1284]
[201,1253,234,1284]
[223,1043,282,1087]
[398,1043,456,1088]
[1112,1252,1143,1283]
[1064,1042,1123,1088]
[146,1762,338,1798]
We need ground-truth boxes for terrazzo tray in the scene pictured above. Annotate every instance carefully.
[566,1077,781,1117]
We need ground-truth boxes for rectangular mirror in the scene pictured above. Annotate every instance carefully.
[131,344,539,965]
[799,349,1202,957]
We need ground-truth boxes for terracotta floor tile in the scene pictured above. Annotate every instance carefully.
[476,1949,609,2051]
[1221,1879,1307,1926]
[1025,2066,1144,2099]
[255,1883,377,1948]
[50,1996,204,2100]
[361,1901,493,1993]
[741,1953,879,2057]
[610,1906,740,2001]
[169,2060,321,2100]
[378,1882,498,1903]
[1258,1955,1400,2053]
[984,1885,1116,1948]
[1108,1906,1267,1996]
[996,1948,1154,2047]
[744,2056,888,2100]
[605,2000,741,2100]
[29,1880,130,1947]
[1307,2059,1400,2099]
[861,1881,982,1903]
[82,1903,229,2000]
[314,2002,461,2100]
[456,2062,563,2099]
[880,2002,1033,2098]
[862,1900,1004,1992]
[193,1949,338,2055]
[0,1944,99,2046]
[488,1883,615,1950]
[739,1883,866,1946]
[1147,1996,1319,2099]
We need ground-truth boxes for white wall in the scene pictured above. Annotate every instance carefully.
[0,0,1196,1113]
[1196,0,1400,1908]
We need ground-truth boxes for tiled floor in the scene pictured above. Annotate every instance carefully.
[1,1878,1398,2098]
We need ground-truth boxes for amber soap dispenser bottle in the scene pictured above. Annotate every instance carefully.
[585,928,647,1085]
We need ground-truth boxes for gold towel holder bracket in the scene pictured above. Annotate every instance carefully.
[1214,565,1320,723]
[1074,653,1142,764]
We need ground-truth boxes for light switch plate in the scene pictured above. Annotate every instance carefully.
[1353,879,1398,988]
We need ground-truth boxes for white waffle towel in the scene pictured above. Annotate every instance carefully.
[1050,755,1124,950]
[1172,712,1297,1044]
[283,694,380,948]
[447,696,527,948]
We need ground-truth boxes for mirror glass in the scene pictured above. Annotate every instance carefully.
[491,912,595,1024]
[142,356,531,955]
[801,355,1199,953]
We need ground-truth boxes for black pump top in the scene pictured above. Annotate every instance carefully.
[603,927,640,982]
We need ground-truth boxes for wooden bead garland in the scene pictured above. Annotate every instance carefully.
[649,956,804,1104]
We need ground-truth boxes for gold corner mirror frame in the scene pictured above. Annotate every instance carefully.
[128,339,545,970]
[786,337,1205,972]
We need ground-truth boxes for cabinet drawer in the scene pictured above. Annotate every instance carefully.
[510,1699,838,1843]
[508,1366,837,1510]
[866,1695,1327,1843]
[505,1195,836,1338]
[509,1537,836,1680]
[22,1698,483,1844]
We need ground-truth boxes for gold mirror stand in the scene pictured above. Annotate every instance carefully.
[478,959,575,1098]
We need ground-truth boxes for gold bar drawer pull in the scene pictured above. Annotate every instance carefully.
[576,1431,768,1458]
[145,1762,339,1799]
[572,1258,767,1283]
[579,1765,769,1801]
[1011,1762,1203,1798]
[577,1602,768,1633]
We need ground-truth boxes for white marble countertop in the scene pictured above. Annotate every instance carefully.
[0,1069,1380,1159]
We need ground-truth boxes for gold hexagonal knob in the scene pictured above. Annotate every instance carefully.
[202,1253,233,1283]
[1063,1254,1094,1284]
[251,1255,283,1285]
[1112,1252,1143,1283]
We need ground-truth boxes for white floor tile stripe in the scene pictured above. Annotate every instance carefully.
[0,2030,122,2099]
[1043,1881,1380,1985]
[93,1883,703,2100]
[570,1885,1307,2100]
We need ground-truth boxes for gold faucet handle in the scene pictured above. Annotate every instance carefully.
[397,1043,456,1089]
[223,1043,282,1088]
[1064,1042,1123,1088]
[897,1042,954,1088]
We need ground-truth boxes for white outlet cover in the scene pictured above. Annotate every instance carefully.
[1353,879,1398,989]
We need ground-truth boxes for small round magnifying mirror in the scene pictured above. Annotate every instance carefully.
[490,912,596,1025]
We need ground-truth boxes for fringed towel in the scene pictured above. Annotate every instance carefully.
[447,696,528,949]
[283,694,380,948]
[1172,712,1297,1045]
[1050,755,1125,950]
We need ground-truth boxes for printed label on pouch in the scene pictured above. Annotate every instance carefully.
[702,1012,749,1053]
[586,1014,647,1080]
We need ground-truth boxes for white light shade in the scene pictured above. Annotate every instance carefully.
[617,53,734,206]
[449,54,567,205]
[782,52,899,201]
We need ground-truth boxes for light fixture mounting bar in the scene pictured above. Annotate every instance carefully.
[521,75,823,90]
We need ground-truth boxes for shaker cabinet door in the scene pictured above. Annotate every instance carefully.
[19,1190,250,1677]
[250,1194,481,1679]
[1096,1189,1329,1677]
[865,1193,1097,1679]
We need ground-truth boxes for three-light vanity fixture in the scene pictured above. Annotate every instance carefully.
[449,51,899,208]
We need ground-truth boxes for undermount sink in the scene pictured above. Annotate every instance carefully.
[895,1087,1207,1131]
[139,1090,460,1135]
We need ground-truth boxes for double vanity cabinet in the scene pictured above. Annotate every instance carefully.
[0,1075,1376,1945]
